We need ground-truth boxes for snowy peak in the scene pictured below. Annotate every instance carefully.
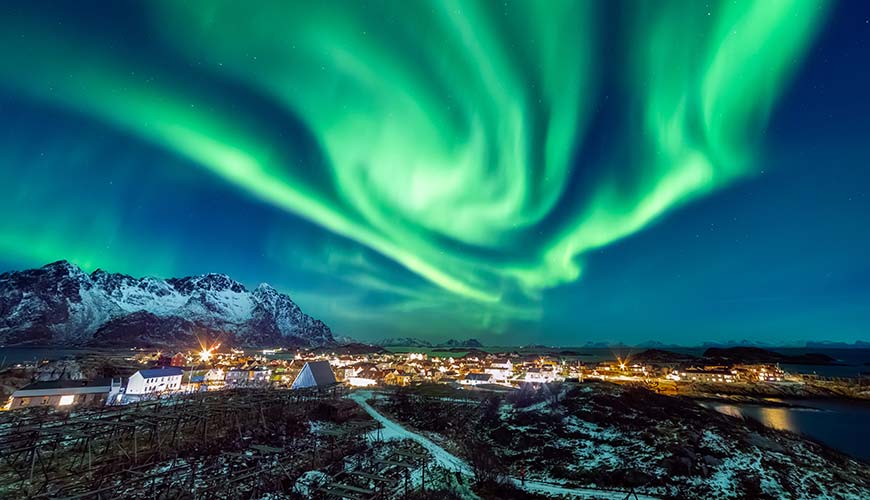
[0,261,333,348]
[43,260,86,276]
[167,273,247,294]
[254,282,279,299]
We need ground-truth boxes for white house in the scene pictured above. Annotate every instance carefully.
[677,368,735,383]
[346,376,377,387]
[204,368,225,383]
[524,367,561,384]
[252,368,272,384]
[460,373,493,386]
[226,368,272,386]
[225,369,247,386]
[484,359,514,385]
[126,367,184,396]
[344,363,380,387]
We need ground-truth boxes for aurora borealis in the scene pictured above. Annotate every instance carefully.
[1,1,869,345]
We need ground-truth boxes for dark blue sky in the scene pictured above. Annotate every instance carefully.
[544,3,870,346]
[0,1,867,345]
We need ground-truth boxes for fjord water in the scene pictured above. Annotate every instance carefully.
[705,399,870,462]
[0,347,121,366]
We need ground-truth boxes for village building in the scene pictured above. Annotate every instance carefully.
[170,352,187,367]
[346,373,378,387]
[343,363,381,387]
[6,378,123,410]
[226,368,273,386]
[291,360,337,389]
[271,366,297,386]
[186,374,206,392]
[384,370,412,386]
[566,367,585,381]
[731,364,786,382]
[628,363,651,376]
[596,361,620,373]
[225,369,246,386]
[204,368,226,384]
[126,367,184,397]
[676,368,736,383]
[460,373,493,386]
[757,365,786,382]
[524,367,561,384]
[484,359,514,385]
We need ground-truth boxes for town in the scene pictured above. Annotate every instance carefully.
[1,345,868,500]
[3,345,802,410]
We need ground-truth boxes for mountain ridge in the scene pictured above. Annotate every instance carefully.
[375,337,484,348]
[0,261,333,348]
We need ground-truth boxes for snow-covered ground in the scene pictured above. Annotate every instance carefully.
[349,391,472,475]
[370,382,870,499]
[520,480,660,500]
[348,390,663,499]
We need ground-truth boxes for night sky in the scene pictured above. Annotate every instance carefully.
[1,1,868,346]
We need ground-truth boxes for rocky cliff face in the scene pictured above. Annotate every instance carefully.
[0,261,333,348]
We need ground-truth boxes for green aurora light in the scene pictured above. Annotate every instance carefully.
[0,0,830,329]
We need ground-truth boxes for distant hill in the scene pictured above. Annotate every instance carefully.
[635,340,684,349]
[376,337,484,348]
[582,341,609,348]
[700,340,774,348]
[805,341,870,349]
[632,349,698,365]
[333,335,360,345]
[702,347,839,366]
[311,343,386,355]
[438,338,484,348]
[376,337,433,348]
[373,338,867,351]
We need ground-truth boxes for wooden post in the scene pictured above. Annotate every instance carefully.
[28,447,37,495]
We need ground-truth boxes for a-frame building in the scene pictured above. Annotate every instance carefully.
[291,360,337,389]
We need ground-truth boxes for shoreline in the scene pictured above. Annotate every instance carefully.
[685,394,822,409]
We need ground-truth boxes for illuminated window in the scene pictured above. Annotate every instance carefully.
[58,395,75,406]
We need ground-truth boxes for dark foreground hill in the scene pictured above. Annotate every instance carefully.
[377,381,870,499]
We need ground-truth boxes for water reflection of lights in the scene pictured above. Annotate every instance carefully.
[713,404,744,419]
[710,404,797,433]
[758,407,797,432]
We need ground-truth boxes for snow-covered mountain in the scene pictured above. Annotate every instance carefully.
[375,337,434,348]
[374,337,485,348]
[0,261,333,348]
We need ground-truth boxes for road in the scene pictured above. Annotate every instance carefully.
[348,391,472,474]
[348,391,661,500]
